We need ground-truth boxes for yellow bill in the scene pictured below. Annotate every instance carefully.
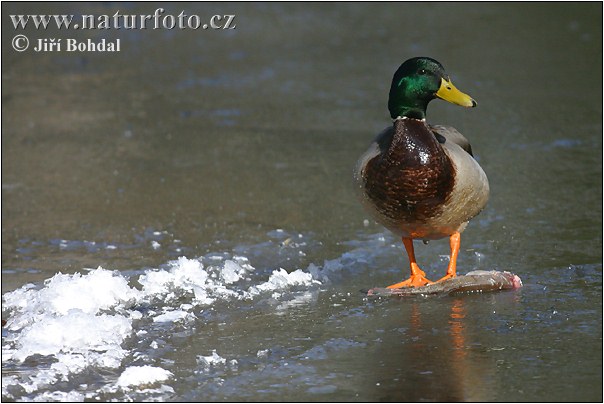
[435,77,476,107]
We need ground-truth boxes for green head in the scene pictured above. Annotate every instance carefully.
[388,57,476,120]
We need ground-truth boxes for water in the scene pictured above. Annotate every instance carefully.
[2,2,602,402]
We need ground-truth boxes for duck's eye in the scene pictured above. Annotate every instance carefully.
[418,69,427,75]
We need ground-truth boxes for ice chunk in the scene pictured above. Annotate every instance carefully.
[138,257,212,304]
[197,350,226,367]
[153,310,195,323]
[3,268,139,329]
[220,260,244,284]
[249,268,319,295]
[2,244,345,400]
[117,365,173,388]
[8,310,132,363]
[137,256,252,305]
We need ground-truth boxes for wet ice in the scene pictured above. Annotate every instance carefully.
[1,232,347,401]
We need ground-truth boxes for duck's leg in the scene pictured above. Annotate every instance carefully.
[387,237,433,289]
[435,231,460,283]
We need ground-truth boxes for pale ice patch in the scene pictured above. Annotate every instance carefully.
[275,290,318,313]
[117,365,173,388]
[249,268,320,295]
[220,259,245,284]
[153,309,196,323]
[137,256,213,304]
[307,258,345,283]
[196,350,237,371]
[3,268,139,330]
[197,350,227,367]
[2,268,136,375]
[137,256,249,305]
[7,311,132,364]
[1,234,359,401]
[1,375,20,397]
[2,268,137,397]
[31,390,86,402]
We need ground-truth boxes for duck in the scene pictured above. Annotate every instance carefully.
[354,57,489,289]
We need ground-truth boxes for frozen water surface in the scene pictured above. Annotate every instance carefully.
[1,229,352,400]
[2,230,601,401]
[1,231,373,401]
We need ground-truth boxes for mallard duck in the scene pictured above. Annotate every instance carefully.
[355,57,489,288]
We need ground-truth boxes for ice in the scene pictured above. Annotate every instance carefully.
[137,256,213,304]
[1,231,363,401]
[153,310,195,323]
[2,269,137,396]
[220,259,245,284]
[32,390,85,401]
[308,258,344,283]
[197,350,227,368]
[2,268,136,377]
[275,290,318,312]
[8,311,132,364]
[249,268,320,295]
[49,353,89,377]
[3,268,139,329]
[137,257,255,305]
[117,366,173,388]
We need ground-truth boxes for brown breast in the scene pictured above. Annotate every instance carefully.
[362,118,455,226]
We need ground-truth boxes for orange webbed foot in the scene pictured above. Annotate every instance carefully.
[387,275,433,289]
[387,264,433,289]
[387,238,435,289]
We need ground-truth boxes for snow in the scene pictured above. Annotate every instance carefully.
[3,268,139,329]
[9,311,132,364]
[138,256,246,305]
[249,268,319,295]
[138,257,213,304]
[1,235,350,400]
[117,366,173,387]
